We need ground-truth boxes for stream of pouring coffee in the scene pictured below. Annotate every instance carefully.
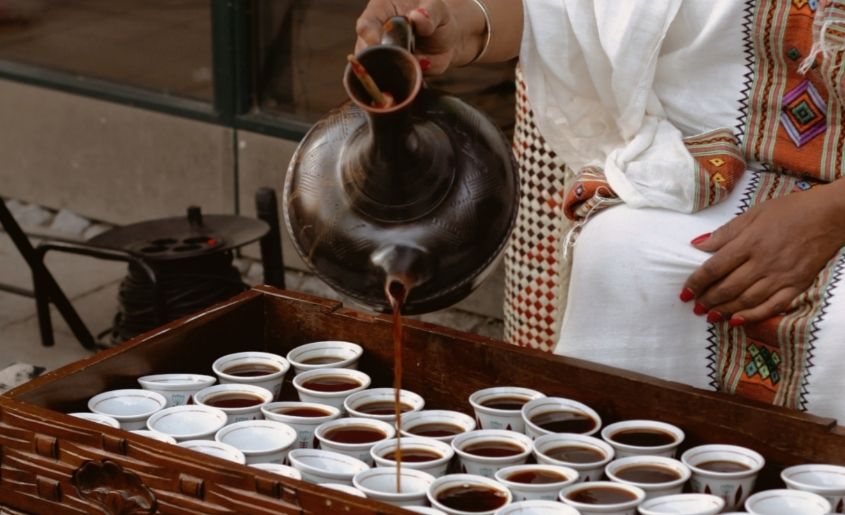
[387,279,410,493]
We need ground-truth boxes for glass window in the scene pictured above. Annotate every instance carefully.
[0,0,213,101]
[256,0,515,134]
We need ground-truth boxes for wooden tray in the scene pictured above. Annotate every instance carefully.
[1,286,843,514]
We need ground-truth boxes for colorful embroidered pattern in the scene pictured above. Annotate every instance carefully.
[780,80,827,146]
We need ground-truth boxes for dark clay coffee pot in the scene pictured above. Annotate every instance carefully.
[284,16,518,314]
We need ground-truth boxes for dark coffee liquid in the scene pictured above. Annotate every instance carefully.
[300,356,343,365]
[204,393,264,408]
[223,363,279,377]
[530,411,596,433]
[384,448,441,463]
[610,429,676,447]
[436,485,508,512]
[324,425,386,444]
[697,460,751,473]
[480,395,530,410]
[408,422,464,438]
[615,465,682,483]
[506,469,569,484]
[387,279,410,493]
[463,440,524,458]
[300,376,361,392]
[544,445,605,464]
[356,401,412,415]
[275,406,332,417]
[567,486,637,504]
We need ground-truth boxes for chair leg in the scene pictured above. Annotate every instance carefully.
[33,272,54,347]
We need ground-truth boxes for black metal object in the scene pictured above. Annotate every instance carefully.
[255,187,285,289]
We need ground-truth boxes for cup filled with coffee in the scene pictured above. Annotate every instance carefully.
[344,387,425,422]
[137,373,216,407]
[286,340,363,375]
[292,368,371,412]
[427,473,512,515]
[494,464,578,502]
[680,444,765,510]
[451,429,533,478]
[469,386,545,433]
[400,410,477,445]
[314,416,395,465]
[352,467,436,507]
[744,488,831,515]
[288,448,369,486]
[604,455,690,499]
[600,420,684,459]
[261,401,341,449]
[532,433,614,482]
[194,383,274,424]
[371,436,454,477]
[495,500,580,515]
[212,351,290,399]
[559,481,645,515]
[781,463,845,513]
[637,493,724,515]
[214,419,298,465]
[521,397,602,440]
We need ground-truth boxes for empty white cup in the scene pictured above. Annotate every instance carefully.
[288,448,369,486]
[744,488,831,515]
[371,437,454,477]
[469,386,546,433]
[130,429,177,444]
[638,493,724,515]
[212,351,289,399]
[292,368,371,412]
[146,404,228,442]
[353,467,436,507]
[261,401,341,449]
[88,389,167,430]
[494,464,579,502]
[496,500,580,515]
[344,388,425,423]
[401,410,477,445]
[452,429,533,478]
[251,462,302,480]
[533,433,614,482]
[69,412,121,428]
[179,439,246,464]
[782,463,845,512]
[521,397,602,440]
[315,417,395,465]
[320,483,367,498]
[681,444,764,511]
[215,419,298,465]
[286,341,363,374]
[137,373,216,407]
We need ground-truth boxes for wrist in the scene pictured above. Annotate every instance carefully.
[818,179,845,241]
[445,0,488,66]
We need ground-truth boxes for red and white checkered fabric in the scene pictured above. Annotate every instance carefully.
[504,68,573,352]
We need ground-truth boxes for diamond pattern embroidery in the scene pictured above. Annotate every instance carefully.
[780,80,827,147]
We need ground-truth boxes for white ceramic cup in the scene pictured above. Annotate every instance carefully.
[401,410,477,445]
[130,429,177,444]
[406,507,447,515]
[286,341,363,375]
[146,404,228,442]
[320,483,368,498]
[605,456,691,499]
[637,493,724,515]
[251,462,302,480]
[69,412,121,428]
[532,433,615,482]
[452,429,533,478]
[469,387,546,433]
[212,351,290,399]
[744,488,831,515]
[215,419,298,465]
[88,389,167,430]
[559,481,646,515]
[680,444,765,511]
[315,417,395,465]
[782,463,845,512]
[494,464,579,502]
[179,439,246,464]
[496,500,580,515]
[194,383,274,424]
[521,397,602,440]
[371,437,454,477]
[261,401,341,449]
[600,420,685,459]
[288,448,369,486]
[427,473,513,515]
[353,467,436,507]
[137,373,216,407]
[344,388,425,423]
[292,368,371,412]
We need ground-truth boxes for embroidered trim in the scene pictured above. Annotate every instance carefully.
[735,0,758,141]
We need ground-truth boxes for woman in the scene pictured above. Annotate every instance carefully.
[357,0,845,421]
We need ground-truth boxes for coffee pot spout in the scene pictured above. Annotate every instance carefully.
[370,244,435,293]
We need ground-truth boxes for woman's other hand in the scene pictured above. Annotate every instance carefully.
[355,0,463,74]
[680,180,845,326]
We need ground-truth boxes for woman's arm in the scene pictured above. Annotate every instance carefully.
[355,0,522,73]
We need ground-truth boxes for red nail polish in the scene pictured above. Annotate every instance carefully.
[707,311,723,323]
[416,7,430,18]
[679,288,694,302]
[694,302,708,315]
[691,232,712,245]
[729,315,746,327]
[419,57,431,72]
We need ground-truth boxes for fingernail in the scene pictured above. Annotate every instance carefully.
[419,57,431,72]
[707,311,723,323]
[694,302,708,316]
[729,315,746,327]
[416,7,430,18]
[679,288,695,302]
[691,232,712,245]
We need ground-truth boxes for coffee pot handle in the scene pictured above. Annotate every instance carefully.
[381,16,415,53]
